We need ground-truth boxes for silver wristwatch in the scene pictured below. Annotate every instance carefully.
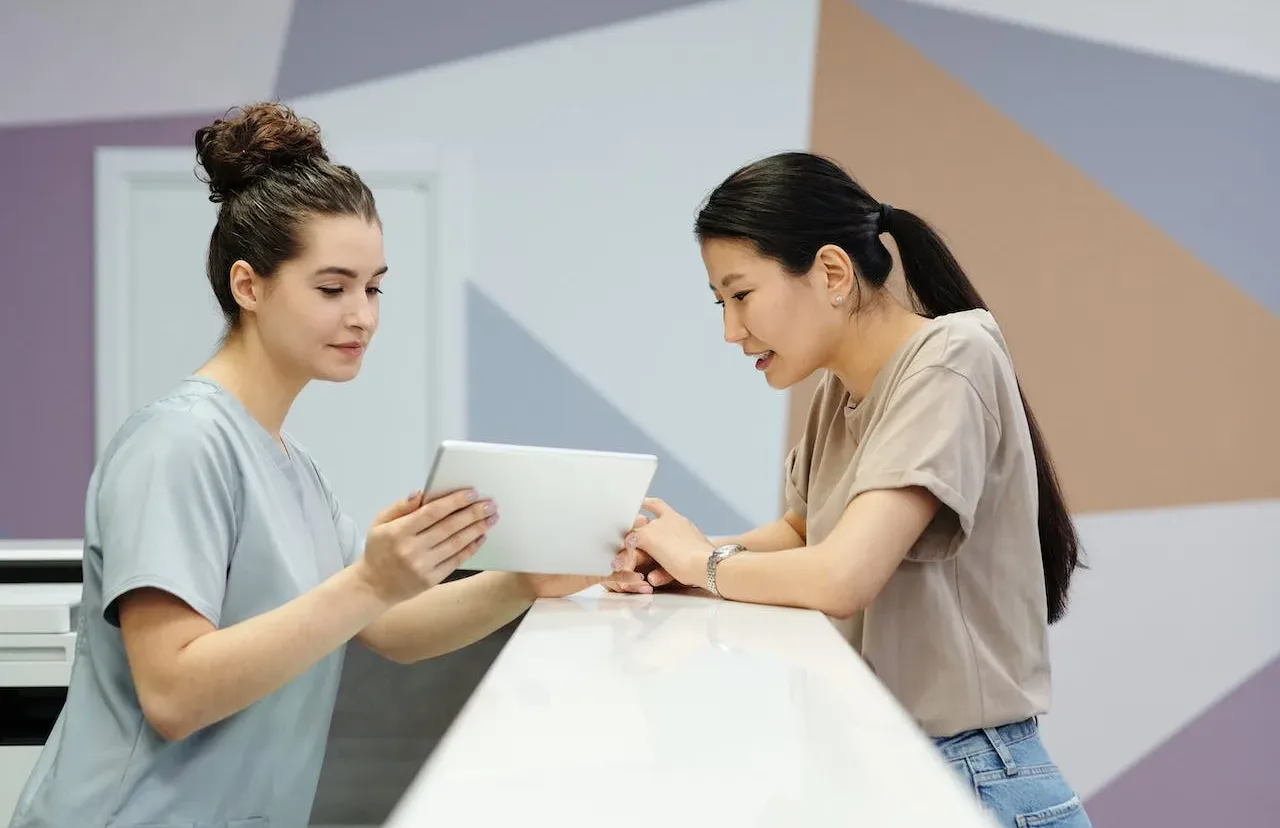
[706,543,745,598]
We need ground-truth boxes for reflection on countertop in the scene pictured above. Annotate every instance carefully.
[386,586,997,827]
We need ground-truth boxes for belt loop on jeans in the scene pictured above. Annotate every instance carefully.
[982,726,1018,776]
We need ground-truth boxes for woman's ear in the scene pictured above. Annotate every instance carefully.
[228,260,263,315]
[814,243,856,306]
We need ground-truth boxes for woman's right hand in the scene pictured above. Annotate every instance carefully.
[605,514,677,594]
[355,488,498,606]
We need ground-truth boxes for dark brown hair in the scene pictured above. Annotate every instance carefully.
[194,102,379,330]
[695,151,1084,624]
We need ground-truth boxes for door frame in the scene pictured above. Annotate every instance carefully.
[92,143,471,458]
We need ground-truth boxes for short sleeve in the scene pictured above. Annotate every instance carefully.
[98,414,240,628]
[783,443,811,519]
[849,366,997,547]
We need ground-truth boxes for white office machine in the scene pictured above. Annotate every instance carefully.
[0,540,83,823]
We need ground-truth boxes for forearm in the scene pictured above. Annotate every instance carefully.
[359,571,536,663]
[715,516,805,553]
[158,565,389,738]
[712,543,858,618]
[708,489,936,619]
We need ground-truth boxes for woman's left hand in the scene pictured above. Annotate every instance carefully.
[624,498,714,587]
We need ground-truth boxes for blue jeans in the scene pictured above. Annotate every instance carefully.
[934,717,1092,827]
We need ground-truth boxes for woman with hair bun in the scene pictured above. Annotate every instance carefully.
[8,102,618,828]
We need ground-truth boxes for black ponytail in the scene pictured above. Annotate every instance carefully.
[695,152,1083,624]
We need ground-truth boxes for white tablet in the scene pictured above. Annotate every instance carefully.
[423,440,659,577]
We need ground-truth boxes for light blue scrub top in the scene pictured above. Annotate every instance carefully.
[10,376,366,828]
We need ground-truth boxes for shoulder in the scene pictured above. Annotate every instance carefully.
[873,310,1017,432]
[902,310,1014,394]
[99,381,242,483]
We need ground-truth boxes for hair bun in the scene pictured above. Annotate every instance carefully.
[194,102,329,203]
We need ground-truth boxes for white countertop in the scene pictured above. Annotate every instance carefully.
[386,586,997,827]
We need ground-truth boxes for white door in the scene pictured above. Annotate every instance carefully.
[93,146,469,532]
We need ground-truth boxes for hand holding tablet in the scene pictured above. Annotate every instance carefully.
[422,440,659,577]
[356,488,499,605]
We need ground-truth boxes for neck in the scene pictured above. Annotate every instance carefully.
[196,329,306,438]
[828,300,928,402]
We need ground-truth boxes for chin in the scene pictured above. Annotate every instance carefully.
[764,359,815,391]
[325,368,362,383]
[764,372,790,390]
[314,362,363,383]
[759,360,788,390]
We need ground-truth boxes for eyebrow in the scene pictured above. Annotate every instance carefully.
[710,272,746,292]
[314,265,389,279]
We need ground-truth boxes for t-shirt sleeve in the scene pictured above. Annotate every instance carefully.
[849,365,998,553]
[98,413,240,628]
[784,442,812,519]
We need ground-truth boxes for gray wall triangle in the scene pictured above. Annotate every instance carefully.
[466,284,752,536]
[276,0,714,99]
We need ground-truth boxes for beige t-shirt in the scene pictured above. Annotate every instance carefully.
[784,309,1051,738]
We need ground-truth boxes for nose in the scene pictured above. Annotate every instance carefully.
[722,303,747,344]
[349,291,378,331]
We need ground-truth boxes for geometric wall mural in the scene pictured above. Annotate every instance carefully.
[0,112,218,539]
[808,0,1280,821]
[1042,498,1280,815]
[281,0,814,532]
[1083,654,1280,825]
[0,1,291,128]
[803,0,1280,518]
[467,285,751,536]
[0,1,1275,824]
[276,0,714,98]
[858,0,1280,317]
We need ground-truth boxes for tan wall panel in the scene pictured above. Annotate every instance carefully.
[787,0,1280,514]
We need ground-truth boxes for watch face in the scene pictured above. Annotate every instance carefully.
[713,544,742,561]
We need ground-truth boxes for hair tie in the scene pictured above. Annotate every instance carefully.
[876,202,895,234]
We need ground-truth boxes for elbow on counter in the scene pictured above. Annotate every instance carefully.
[820,597,865,622]
[813,573,874,622]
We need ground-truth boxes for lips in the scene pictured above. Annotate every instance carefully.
[745,350,774,371]
[331,343,365,355]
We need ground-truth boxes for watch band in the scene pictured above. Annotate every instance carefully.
[706,543,745,598]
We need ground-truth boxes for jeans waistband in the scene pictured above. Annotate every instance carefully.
[933,717,1040,768]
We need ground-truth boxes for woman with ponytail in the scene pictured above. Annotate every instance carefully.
[608,152,1091,826]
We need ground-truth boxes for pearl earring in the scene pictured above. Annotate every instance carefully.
[833,295,844,306]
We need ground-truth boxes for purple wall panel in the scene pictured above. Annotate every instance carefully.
[0,113,215,538]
